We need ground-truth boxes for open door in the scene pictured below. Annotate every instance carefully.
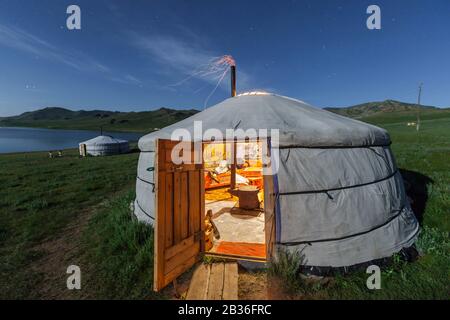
[153,139,205,291]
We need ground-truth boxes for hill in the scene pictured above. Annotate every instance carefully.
[325,99,450,125]
[325,99,437,117]
[0,107,199,133]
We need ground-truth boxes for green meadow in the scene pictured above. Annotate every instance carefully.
[0,113,448,299]
[0,147,143,298]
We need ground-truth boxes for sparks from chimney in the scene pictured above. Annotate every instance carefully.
[168,55,236,109]
[200,55,236,109]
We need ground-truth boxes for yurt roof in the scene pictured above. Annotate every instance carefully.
[80,135,128,145]
[138,93,390,151]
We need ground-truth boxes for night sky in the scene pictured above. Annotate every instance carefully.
[0,0,449,116]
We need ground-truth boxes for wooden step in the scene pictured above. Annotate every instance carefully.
[185,264,209,300]
[186,262,238,300]
[222,263,238,300]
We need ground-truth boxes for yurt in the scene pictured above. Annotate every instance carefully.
[79,135,129,156]
[134,92,419,290]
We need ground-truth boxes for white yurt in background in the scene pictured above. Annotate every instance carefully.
[79,135,129,156]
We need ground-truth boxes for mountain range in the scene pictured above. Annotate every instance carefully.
[324,99,437,117]
[0,99,448,132]
[0,107,199,133]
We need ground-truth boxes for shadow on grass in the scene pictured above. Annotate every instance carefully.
[128,147,141,154]
[399,168,433,225]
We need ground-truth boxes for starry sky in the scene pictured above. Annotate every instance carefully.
[0,0,449,116]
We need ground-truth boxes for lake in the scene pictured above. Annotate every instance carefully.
[0,127,144,154]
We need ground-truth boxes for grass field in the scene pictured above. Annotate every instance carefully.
[0,113,449,299]
[0,147,143,298]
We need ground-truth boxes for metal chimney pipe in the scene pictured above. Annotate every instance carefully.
[231,65,236,97]
[230,64,237,189]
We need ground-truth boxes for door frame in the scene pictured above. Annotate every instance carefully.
[153,137,277,291]
[202,137,276,261]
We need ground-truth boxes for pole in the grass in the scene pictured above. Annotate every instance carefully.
[416,83,423,132]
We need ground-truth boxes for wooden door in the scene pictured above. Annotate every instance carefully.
[153,139,205,291]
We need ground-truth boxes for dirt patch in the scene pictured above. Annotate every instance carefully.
[29,209,93,299]
[238,270,298,300]
[238,268,334,300]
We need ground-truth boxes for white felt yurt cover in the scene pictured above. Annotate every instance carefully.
[134,93,419,270]
[79,135,129,156]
